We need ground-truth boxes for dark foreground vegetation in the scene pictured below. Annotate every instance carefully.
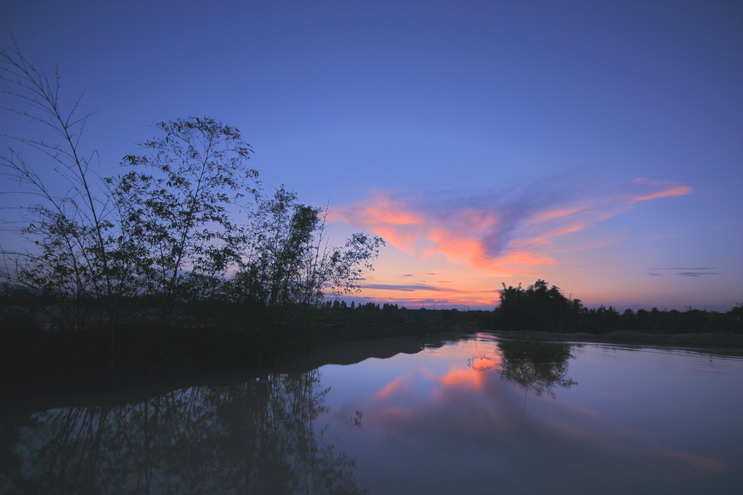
[0,287,478,395]
[0,42,390,394]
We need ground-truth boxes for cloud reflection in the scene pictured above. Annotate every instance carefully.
[331,338,725,490]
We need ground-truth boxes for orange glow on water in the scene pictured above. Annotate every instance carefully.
[438,367,486,390]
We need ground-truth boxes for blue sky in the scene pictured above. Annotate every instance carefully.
[2,0,742,309]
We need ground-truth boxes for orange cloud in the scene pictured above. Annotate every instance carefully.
[331,177,692,307]
[425,228,489,266]
[630,185,692,203]
[373,225,419,254]
[541,224,587,237]
[629,178,692,203]
[532,207,583,222]
[328,192,422,226]
[332,192,522,273]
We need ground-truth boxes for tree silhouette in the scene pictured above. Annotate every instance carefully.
[111,117,258,322]
[495,280,582,332]
[0,39,119,329]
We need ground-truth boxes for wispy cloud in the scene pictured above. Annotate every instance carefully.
[649,267,717,271]
[629,178,692,203]
[646,267,720,277]
[330,176,692,274]
[359,283,462,292]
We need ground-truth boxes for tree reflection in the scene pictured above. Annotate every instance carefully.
[495,340,577,396]
[0,371,365,495]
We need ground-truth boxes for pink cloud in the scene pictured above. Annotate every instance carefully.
[631,186,692,202]
[531,207,583,222]
[629,178,693,203]
[330,176,692,276]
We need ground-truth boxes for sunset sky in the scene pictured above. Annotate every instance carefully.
[2,0,742,310]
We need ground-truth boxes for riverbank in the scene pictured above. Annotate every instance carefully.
[4,324,743,416]
[0,317,477,399]
[0,324,472,417]
[5,312,743,407]
[489,329,743,355]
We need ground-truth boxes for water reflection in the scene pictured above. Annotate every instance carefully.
[3,334,742,494]
[495,339,577,396]
[0,371,364,495]
[322,334,738,494]
[331,335,580,438]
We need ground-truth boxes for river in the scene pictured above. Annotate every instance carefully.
[1,332,742,494]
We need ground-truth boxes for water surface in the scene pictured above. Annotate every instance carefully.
[2,333,742,494]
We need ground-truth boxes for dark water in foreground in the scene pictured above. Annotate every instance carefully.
[1,333,742,494]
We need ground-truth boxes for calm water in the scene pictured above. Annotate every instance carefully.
[2,332,742,494]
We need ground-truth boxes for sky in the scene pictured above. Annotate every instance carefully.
[1,0,742,310]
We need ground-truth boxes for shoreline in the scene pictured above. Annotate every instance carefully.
[0,320,475,410]
[487,329,743,355]
[4,323,742,413]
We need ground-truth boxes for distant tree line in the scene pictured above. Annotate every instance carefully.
[487,279,743,334]
[316,300,482,323]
